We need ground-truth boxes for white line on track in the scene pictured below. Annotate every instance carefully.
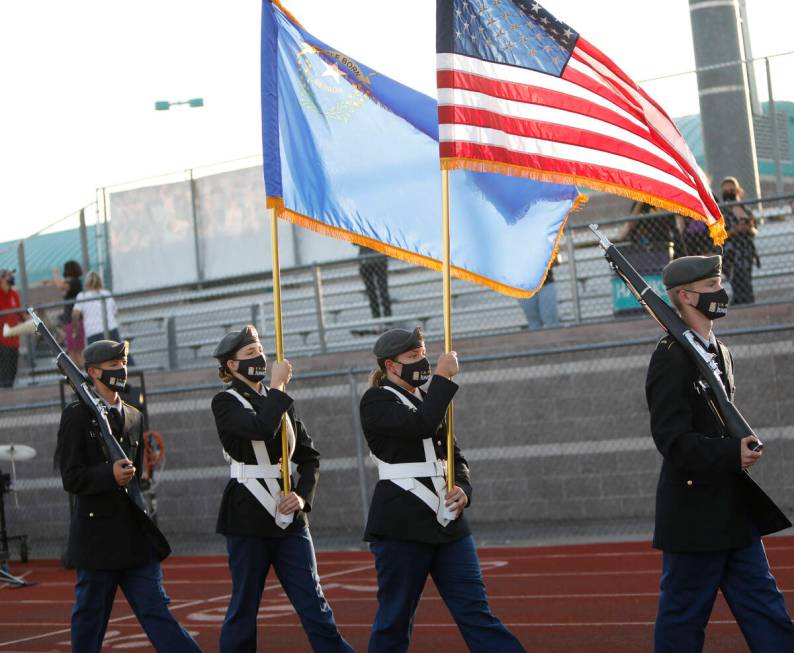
[7,585,792,611]
[0,562,374,648]
[161,559,372,569]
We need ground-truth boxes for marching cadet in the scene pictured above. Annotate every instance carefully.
[360,327,526,653]
[647,256,794,652]
[211,326,355,653]
[55,340,202,653]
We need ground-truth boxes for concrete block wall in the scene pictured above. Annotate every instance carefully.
[3,320,794,558]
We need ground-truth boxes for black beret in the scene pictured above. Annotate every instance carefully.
[663,255,722,289]
[213,325,260,359]
[84,340,129,365]
[373,327,424,359]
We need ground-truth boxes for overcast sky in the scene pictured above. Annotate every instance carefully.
[1,0,792,243]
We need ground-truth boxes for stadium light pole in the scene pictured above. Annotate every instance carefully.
[154,98,204,110]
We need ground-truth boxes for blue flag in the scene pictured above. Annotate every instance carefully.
[261,1,585,297]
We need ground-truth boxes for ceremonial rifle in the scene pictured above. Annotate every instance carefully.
[588,225,762,451]
[27,308,151,513]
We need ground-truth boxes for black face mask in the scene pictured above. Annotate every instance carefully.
[689,288,730,320]
[234,354,267,382]
[99,367,127,391]
[396,357,432,387]
[6,276,14,286]
[721,191,737,202]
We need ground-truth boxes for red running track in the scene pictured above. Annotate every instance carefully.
[1,537,793,652]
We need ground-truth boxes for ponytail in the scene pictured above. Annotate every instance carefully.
[368,358,389,387]
[218,358,234,384]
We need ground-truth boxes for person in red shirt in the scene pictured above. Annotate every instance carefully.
[0,268,26,388]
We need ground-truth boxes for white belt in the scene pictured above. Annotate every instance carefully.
[372,452,456,527]
[375,386,459,527]
[223,387,296,529]
[376,459,446,481]
[230,461,297,481]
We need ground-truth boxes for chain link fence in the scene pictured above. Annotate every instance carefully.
[1,322,792,560]
[2,193,794,388]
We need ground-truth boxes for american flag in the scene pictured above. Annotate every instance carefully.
[436,0,725,242]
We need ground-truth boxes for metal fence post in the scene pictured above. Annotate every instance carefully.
[166,317,178,370]
[312,264,328,353]
[260,301,268,338]
[765,57,785,196]
[16,240,36,375]
[566,231,582,324]
[78,208,91,275]
[95,188,107,287]
[101,295,110,340]
[348,369,370,527]
[188,169,204,284]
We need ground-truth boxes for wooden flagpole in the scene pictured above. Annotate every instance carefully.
[441,169,455,493]
[269,207,291,493]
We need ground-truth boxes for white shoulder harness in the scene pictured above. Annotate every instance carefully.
[223,388,296,529]
[372,385,457,527]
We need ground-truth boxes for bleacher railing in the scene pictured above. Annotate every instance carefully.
[2,193,793,385]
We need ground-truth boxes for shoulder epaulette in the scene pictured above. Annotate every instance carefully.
[656,335,676,351]
[121,400,141,414]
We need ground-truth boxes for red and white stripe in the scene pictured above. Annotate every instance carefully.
[437,38,722,226]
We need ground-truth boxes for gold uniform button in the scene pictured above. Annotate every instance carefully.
[89,512,95,517]
[686,480,693,486]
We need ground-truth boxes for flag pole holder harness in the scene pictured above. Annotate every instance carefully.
[223,388,296,530]
[372,386,458,527]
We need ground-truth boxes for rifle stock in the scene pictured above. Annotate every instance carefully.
[588,225,758,448]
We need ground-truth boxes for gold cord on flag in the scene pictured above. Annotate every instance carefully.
[441,170,455,493]
[269,207,292,494]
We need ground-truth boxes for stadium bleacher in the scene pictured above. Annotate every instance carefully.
[10,208,794,384]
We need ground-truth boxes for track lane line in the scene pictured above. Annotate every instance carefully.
[0,562,374,648]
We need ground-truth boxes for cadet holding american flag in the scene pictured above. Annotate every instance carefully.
[360,328,526,653]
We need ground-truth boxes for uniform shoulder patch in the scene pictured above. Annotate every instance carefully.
[656,335,675,350]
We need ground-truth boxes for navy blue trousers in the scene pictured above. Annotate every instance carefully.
[71,561,202,653]
[655,535,794,652]
[368,535,525,653]
[220,526,354,653]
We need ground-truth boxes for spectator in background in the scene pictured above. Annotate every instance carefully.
[721,176,759,304]
[0,268,26,388]
[617,201,682,259]
[49,260,84,366]
[518,255,560,329]
[681,217,720,257]
[73,271,121,344]
[358,245,392,319]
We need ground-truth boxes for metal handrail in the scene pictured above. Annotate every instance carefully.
[4,321,793,414]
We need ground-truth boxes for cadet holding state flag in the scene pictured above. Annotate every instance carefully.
[211,326,354,653]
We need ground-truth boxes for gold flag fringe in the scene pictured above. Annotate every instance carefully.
[270,0,303,27]
[440,157,727,246]
[265,193,588,299]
